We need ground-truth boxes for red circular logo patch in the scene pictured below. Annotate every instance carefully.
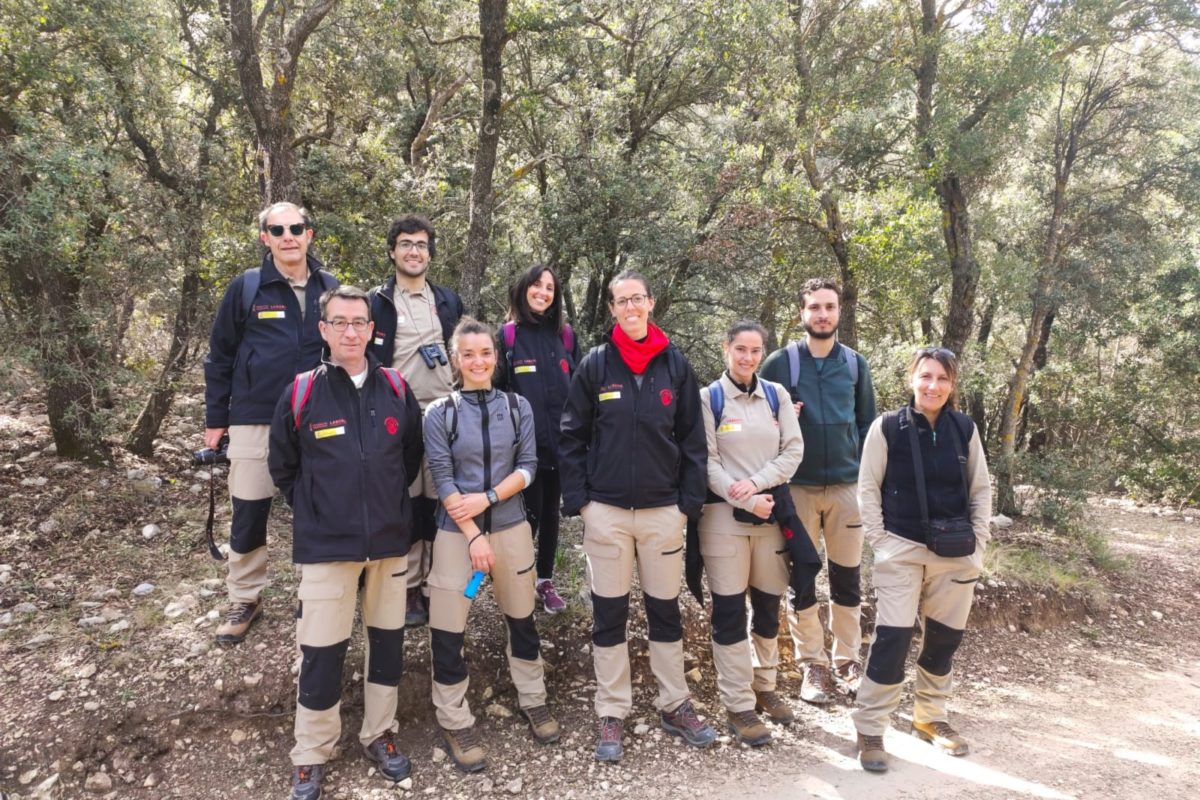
[384,416,400,435]
[560,358,569,374]
[659,389,673,406]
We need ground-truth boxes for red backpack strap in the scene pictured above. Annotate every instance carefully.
[379,366,407,398]
[502,320,517,350]
[291,369,317,431]
[561,323,574,354]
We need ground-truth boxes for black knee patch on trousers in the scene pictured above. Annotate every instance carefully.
[298,638,350,711]
[865,625,914,686]
[643,592,683,644]
[828,560,862,608]
[790,581,817,612]
[710,592,748,646]
[592,593,629,647]
[749,587,781,639]
[430,628,468,685]
[366,626,405,686]
[917,617,965,677]
[229,497,271,554]
[505,613,540,661]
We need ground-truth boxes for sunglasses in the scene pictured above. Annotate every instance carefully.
[916,346,957,360]
[266,223,308,237]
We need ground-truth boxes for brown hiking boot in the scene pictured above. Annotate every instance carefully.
[835,661,864,696]
[215,599,262,645]
[753,690,795,725]
[726,709,772,747]
[857,732,888,773]
[441,725,487,773]
[912,720,969,756]
[522,704,561,744]
[800,663,836,705]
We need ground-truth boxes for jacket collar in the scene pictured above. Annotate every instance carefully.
[719,371,764,400]
[260,251,325,285]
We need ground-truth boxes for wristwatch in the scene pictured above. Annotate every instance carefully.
[485,489,500,507]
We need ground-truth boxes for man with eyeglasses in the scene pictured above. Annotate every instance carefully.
[204,202,338,645]
[367,214,464,627]
[269,285,425,800]
[760,277,876,709]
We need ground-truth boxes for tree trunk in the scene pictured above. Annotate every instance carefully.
[459,0,508,316]
[936,176,979,355]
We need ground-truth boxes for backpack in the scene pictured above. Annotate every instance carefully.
[238,265,337,331]
[443,391,521,446]
[706,379,780,432]
[786,341,859,389]
[880,407,974,451]
[501,320,575,381]
[584,342,685,391]
[290,366,407,431]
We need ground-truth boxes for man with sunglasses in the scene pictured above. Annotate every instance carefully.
[204,202,338,645]
[367,214,464,627]
[270,285,424,800]
[761,277,876,708]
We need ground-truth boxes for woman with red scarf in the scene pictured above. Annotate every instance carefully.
[560,270,712,763]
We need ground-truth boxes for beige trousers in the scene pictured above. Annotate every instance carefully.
[582,502,690,720]
[427,521,546,730]
[786,482,864,668]
[225,424,275,604]
[291,557,408,765]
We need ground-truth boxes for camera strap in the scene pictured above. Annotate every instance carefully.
[205,468,226,561]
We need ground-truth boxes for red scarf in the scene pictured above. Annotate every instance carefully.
[610,323,669,375]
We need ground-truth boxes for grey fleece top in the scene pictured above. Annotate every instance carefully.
[424,388,538,533]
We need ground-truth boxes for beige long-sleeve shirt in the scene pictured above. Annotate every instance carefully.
[699,374,804,535]
[858,411,992,548]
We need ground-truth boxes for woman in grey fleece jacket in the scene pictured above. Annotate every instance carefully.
[423,318,560,773]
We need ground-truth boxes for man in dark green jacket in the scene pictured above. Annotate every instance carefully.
[760,278,876,704]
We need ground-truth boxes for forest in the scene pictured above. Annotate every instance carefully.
[2,0,1198,515]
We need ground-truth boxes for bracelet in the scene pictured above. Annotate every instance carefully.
[468,532,486,549]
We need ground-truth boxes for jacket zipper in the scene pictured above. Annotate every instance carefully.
[480,390,493,533]
[359,380,372,561]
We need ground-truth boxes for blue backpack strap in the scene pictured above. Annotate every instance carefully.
[707,380,725,431]
[761,381,780,419]
[290,369,317,431]
[840,343,860,386]
[787,341,801,389]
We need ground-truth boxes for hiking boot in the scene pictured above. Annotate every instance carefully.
[522,704,561,744]
[726,708,772,747]
[660,699,717,748]
[441,725,487,773]
[753,689,795,725]
[800,663,836,705]
[215,599,262,645]
[405,588,428,628]
[857,733,888,773]
[535,579,568,614]
[362,730,412,781]
[291,764,324,800]
[912,720,969,756]
[594,716,624,762]
[835,661,864,697]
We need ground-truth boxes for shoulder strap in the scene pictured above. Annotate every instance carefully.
[430,283,458,345]
[502,320,517,350]
[587,343,607,388]
[840,343,860,386]
[787,341,801,388]
[881,408,903,448]
[444,393,462,445]
[379,367,407,399]
[504,391,520,440]
[666,345,685,386]
[291,369,317,431]
[561,323,575,354]
[905,407,931,533]
[706,380,725,431]
[239,268,262,328]
[761,381,780,419]
[315,268,337,292]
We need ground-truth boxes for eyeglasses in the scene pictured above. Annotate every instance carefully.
[323,319,370,333]
[395,240,429,252]
[266,223,308,237]
[612,294,649,309]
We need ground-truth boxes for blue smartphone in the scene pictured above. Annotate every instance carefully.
[464,570,486,599]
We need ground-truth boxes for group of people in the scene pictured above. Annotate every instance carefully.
[204,202,993,800]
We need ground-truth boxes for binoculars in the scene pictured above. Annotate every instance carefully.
[418,343,448,369]
[193,433,230,466]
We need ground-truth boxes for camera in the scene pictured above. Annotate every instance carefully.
[193,433,230,466]
[418,343,448,369]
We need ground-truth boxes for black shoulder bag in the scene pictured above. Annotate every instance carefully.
[906,407,976,558]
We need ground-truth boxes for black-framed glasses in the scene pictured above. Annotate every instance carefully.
[394,240,429,252]
[266,223,308,237]
[323,319,370,333]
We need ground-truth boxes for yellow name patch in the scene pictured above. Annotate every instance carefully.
[258,310,286,319]
[598,391,621,401]
[314,426,346,439]
[718,423,743,433]
[514,365,537,374]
